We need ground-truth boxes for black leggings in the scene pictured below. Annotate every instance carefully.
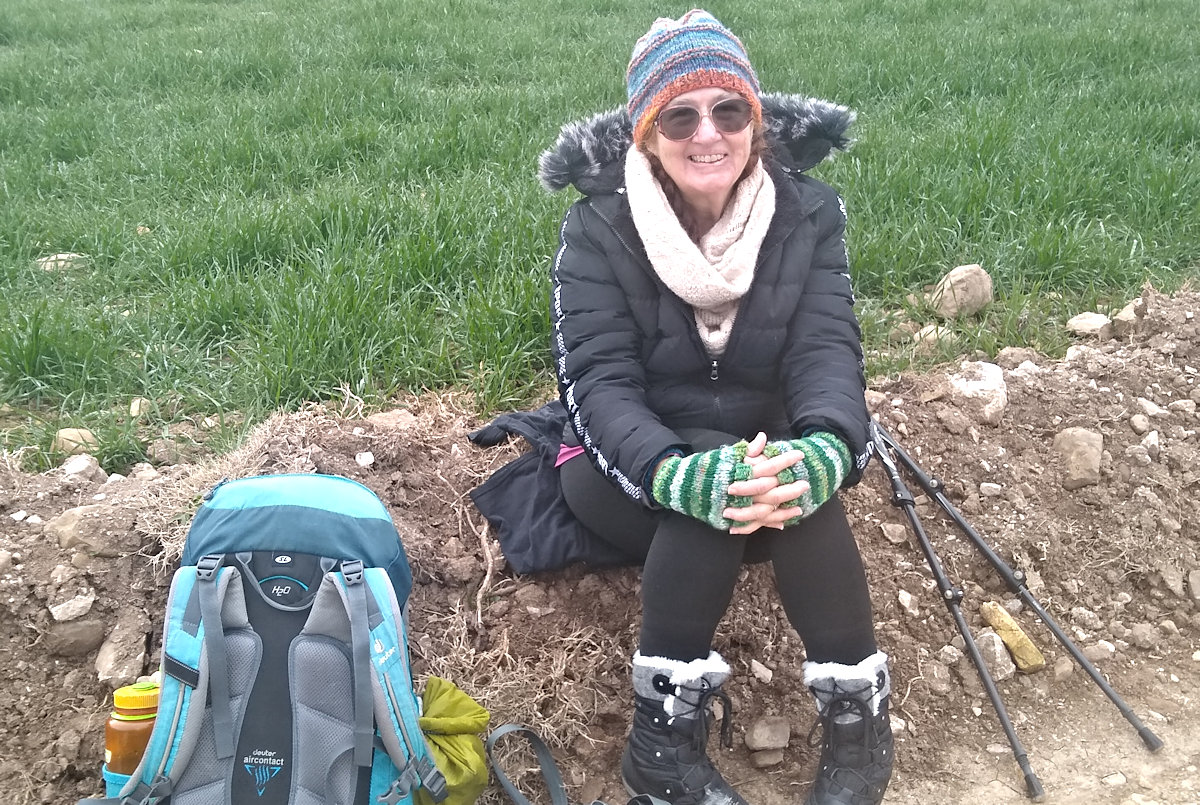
[560,429,877,666]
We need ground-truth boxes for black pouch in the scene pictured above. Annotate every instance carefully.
[468,401,638,573]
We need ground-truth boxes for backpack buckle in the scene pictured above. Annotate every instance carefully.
[377,765,420,804]
[341,558,365,585]
[196,555,223,581]
[416,756,449,802]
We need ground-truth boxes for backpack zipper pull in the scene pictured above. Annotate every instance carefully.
[710,360,720,381]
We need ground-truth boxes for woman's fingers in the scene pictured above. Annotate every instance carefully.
[728,475,779,497]
[724,500,777,522]
[725,502,802,535]
[757,479,810,506]
[744,431,768,458]
[746,449,806,477]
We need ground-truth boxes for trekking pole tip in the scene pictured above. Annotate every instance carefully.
[1024,771,1045,801]
[1139,726,1165,753]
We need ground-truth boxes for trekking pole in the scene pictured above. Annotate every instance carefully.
[870,421,1166,756]
[869,420,1045,801]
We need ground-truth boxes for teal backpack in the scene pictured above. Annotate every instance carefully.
[80,473,449,805]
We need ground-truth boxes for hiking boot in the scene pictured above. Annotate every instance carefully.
[620,651,749,805]
[802,651,894,805]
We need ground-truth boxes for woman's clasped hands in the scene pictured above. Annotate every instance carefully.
[724,432,810,534]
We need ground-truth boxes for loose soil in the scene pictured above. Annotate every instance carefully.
[3,287,1199,805]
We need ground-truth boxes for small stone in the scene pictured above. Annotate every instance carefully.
[925,661,954,695]
[1066,311,1114,339]
[745,715,791,751]
[1071,607,1103,630]
[50,592,96,622]
[1100,771,1127,786]
[976,630,1016,681]
[354,451,375,468]
[1137,397,1168,418]
[62,453,108,484]
[750,659,774,684]
[0,550,12,572]
[750,749,785,769]
[928,264,993,319]
[1129,623,1158,650]
[1053,656,1074,681]
[1082,640,1117,663]
[1168,399,1197,415]
[131,463,160,481]
[880,523,908,544]
[898,589,920,617]
[937,645,963,665]
[36,252,89,271]
[1141,431,1161,460]
[129,397,150,418]
[1129,414,1151,435]
[52,428,99,455]
[979,482,1003,497]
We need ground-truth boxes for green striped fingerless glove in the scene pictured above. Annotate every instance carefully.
[765,432,852,523]
[651,443,753,529]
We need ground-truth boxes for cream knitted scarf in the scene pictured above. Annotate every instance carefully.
[625,146,776,357]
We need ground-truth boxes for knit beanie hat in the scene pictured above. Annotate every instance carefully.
[626,9,762,145]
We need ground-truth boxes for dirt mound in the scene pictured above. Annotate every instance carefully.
[2,289,1199,805]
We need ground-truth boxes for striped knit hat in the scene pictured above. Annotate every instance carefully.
[626,9,762,145]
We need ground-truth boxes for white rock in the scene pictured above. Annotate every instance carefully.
[1053,427,1103,490]
[979,482,1003,497]
[52,428,98,455]
[947,361,1008,425]
[1100,771,1127,786]
[928,264,993,319]
[1141,431,1161,460]
[976,630,1016,681]
[1129,413,1151,434]
[898,589,920,617]
[50,592,96,622]
[36,252,89,271]
[1082,640,1117,663]
[1112,298,1144,337]
[1167,399,1196,415]
[129,397,150,418]
[1066,312,1114,339]
[62,453,108,484]
[355,451,375,468]
[750,659,774,684]
[880,523,908,544]
[1137,397,1168,417]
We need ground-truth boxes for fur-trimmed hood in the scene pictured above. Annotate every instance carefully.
[538,93,854,196]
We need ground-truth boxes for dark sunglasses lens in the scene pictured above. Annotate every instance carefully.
[658,106,701,140]
[711,99,752,133]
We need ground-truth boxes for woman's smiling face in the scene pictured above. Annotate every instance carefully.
[645,86,754,215]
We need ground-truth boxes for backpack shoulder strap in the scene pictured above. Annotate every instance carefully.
[77,559,250,805]
[303,564,448,804]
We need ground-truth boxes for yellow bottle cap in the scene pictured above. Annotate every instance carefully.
[113,681,160,710]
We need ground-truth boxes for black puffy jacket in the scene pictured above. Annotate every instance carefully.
[541,94,872,507]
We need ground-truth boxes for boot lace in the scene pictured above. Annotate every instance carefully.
[806,679,875,750]
[673,682,735,753]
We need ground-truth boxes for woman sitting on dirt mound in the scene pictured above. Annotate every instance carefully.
[538,9,892,805]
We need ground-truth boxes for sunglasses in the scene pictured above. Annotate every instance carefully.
[655,98,754,141]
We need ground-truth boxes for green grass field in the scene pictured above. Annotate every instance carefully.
[1,0,1198,468]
